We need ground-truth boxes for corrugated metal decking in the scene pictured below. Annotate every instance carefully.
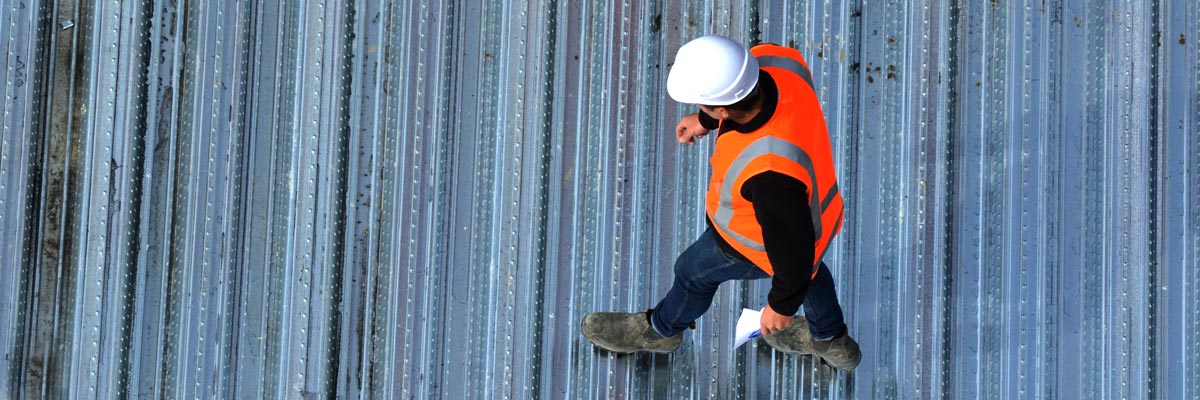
[1,0,1198,398]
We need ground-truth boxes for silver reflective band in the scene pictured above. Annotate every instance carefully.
[813,208,844,267]
[756,55,815,90]
[712,136,824,253]
[821,182,840,210]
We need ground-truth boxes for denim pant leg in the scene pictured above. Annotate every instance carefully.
[802,261,846,340]
[651,228,767,337]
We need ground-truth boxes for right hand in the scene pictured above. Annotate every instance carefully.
[675,113,709,145]
[759,304,794,336]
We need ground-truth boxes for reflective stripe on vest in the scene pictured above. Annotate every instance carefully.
[711,136,841,252]
[756,55,815,91]
[815,208,844,265]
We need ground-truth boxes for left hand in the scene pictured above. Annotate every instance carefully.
[759,304,794,336]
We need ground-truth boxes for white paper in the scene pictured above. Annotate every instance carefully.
[734,308,762,348]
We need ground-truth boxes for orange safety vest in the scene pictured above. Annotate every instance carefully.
[705,44,844,277]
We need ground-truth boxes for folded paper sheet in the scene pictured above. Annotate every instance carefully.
[734,308,762,348]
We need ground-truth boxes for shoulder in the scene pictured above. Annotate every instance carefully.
[750,43,807,62]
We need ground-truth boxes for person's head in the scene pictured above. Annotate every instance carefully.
[667,35,761,119]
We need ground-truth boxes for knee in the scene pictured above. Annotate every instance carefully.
[672,255,687,275]
[670,258,693,288]
[672,259,717,294]
[672,256,701,284]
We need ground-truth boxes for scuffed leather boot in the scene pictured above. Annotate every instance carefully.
[762,317,816,355]
[581,310,682,354]
[810,327,861,371]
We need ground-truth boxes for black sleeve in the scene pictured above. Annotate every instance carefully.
[697,110,719,130]
[743,171,816,316]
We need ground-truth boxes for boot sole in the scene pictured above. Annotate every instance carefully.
[588,341,633,354]
[587,339,677,354]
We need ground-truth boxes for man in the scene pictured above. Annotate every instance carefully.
[580,35,861,371]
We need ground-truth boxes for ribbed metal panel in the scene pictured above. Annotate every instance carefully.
[1,0,1198,398]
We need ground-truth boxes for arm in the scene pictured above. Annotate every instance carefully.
[743,172,817,334]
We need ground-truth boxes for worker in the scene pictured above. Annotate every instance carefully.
[580,35,860,371]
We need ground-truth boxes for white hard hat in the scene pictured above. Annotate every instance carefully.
[666,35,759,106]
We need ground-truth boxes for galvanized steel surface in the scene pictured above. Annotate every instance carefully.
[1,0,1198,398]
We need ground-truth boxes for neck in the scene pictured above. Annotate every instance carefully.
[726,96,764,125]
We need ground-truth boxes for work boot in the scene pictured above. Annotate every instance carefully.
[762,317,816,355]
[581,310,682,354]
[810,326,861,371]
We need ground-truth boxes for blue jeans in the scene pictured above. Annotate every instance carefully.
[650,227,846,340]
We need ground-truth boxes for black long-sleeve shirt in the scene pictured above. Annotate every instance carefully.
[699,71,818,316]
